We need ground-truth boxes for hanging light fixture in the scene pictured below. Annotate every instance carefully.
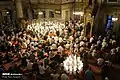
[38,12,43,15]
[112,17,118,21]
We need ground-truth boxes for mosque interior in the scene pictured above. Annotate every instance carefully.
[0,0,120,80]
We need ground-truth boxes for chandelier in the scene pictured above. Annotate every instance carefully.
[63,54,83,74]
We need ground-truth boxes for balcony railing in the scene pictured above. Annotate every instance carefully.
[104,0,120,4]
[107,0,118,3]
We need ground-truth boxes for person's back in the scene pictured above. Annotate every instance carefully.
[54,53,60,62]
[22,56,27,67]
[85,68,94,80]
[58,46,64,53]
[61,73,68,80]
[39,63,45,75]
[51,71,59,80]
[44,57,49,68]
[6,53,11,62]
[32,62,39,73]
[27,61,33,70]
[12,64,20,73]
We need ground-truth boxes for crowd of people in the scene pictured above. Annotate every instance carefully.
[0,19,120,80]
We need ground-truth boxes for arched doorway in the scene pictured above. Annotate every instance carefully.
[84,7,94,37]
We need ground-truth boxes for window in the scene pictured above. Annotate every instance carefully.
[49,11,54,18]
[107,0,118,2]
[88,0,92,5]
[74,15,80,20]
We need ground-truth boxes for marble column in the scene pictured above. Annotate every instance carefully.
[15,0,23,19]
[67,9,70,21]
[61,10,65,21]
[70,8,74,20]
[46,10,49,19]
[15,0,24,30]
[0,11,2,26]
[27,8,33,20]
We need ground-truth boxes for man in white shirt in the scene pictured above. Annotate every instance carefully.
[58,45,64,54]
[80,41,85,47]
[79,35,84,41]
[97,40,101,46]
[90,44,94,51]
[54,36,59,44]
[90,37,94,43]
[27,60,33,71]
[69,35,74,42]
[79,47,84,53]
[112,40,116,45]
[111,48,116,55]
[59,37,63,43]
[116,47,120,52]
[39,63,45,75]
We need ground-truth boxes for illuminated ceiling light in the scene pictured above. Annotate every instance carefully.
[38,12,43,15]
[55,11,61,14]
[73,12,84,16]
[6,12,9,14]
[112,18,118,21]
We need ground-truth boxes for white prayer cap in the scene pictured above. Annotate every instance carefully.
[83,37,87,41]
[79,36,84,41]
[19,32,22,35]
[99,35,102,38]
[65,44,70,49]
[105,77,109,80]
[67,41,70,44]
[103,39,106,42]
[81,31,84,36]
[74,44,78,48]
[75,38,79,41]
[80,41,85,47]
[63,38,66,41]
[93,49,96,53]
[77,31,81,34]
[51,44,57,49]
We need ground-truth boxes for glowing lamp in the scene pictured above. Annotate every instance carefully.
[38,12,43,15]
[112,18,118,21]
[73,12,84,16]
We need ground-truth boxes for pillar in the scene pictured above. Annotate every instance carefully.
[67,9,70,21]
[70,8,74,20]
[61,10,65,21]
[15,0,24,30]
[0,11,3,27]
[16,0,23,19]
[46,10,49,19]
[27,8,33,20]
